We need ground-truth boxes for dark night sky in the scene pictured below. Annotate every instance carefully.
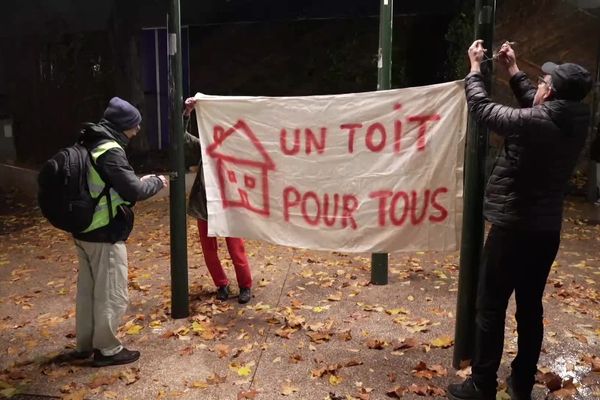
[0,0,463,37]
[182,0,463,23]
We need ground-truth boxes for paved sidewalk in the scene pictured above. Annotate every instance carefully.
[0,193,598,400]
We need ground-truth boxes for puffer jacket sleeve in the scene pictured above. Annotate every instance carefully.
[96,147,164,202]
[509,71,536,108]
[464,72,548,138]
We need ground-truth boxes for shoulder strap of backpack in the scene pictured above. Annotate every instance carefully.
[90,155,114,221]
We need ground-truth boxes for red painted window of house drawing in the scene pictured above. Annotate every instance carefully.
[227,170,237,183]
[244,175,256,189]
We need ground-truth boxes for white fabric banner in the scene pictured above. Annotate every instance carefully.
[193,80,466,253]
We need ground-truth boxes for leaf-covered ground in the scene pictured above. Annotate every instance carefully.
[0,190,598,400]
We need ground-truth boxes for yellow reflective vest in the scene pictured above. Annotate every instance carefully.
[82,141,130,233]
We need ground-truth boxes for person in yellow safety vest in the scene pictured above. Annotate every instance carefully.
[66,97,168,367]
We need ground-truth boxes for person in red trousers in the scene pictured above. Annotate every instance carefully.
[182,97,253,304]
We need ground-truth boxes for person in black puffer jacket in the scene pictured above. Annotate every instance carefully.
[448,41,593,400]
[68,97,168,367]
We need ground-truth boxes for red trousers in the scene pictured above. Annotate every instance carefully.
[196,219,252,288]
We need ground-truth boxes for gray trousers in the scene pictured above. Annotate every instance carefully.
[74,239,128,356]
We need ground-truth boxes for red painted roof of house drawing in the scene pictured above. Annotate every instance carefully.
[206,120,275,169]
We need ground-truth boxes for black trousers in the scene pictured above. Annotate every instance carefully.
[471,224,560,392]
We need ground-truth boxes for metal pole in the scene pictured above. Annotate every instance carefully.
[371,0,393,286]
[586,43,600,203]
[452,0,495,369]
[168,0,189,319]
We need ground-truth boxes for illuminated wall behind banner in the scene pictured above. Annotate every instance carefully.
[193,80,466,253]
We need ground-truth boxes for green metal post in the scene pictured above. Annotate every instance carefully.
[371,0,393,286]
[452,0,495,369]
[586,43,600,203]
[168,0,189,319]
[377,0,393,92]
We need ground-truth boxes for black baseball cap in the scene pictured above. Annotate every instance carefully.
[541,62,593,101]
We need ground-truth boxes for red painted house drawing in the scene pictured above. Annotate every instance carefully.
[206,120,276,217]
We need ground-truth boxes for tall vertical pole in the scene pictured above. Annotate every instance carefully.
[371,0,393,286]
[586,43,600,203]
[168,0,189,319]
[452,0,495,369]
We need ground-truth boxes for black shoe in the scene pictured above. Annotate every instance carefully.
[447,378,496,400]
[238,287,252,304]
[507,376,532,400]
[52,349,94,363]
[216,286,229,301]
[93,348,140,367]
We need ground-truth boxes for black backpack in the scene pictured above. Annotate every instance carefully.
[37,142,110,233]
